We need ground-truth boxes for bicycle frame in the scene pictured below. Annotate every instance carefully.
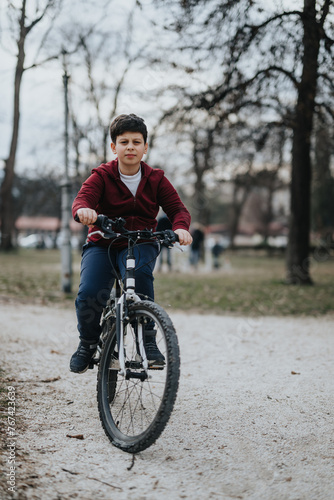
[89,216,179,380]
[115,237,150,379]
[90,232,152,380]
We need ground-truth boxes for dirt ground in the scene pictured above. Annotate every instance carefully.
[0,303,333,500]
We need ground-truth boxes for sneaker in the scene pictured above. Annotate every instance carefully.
[70,340,98,373]
[144,331,165,367]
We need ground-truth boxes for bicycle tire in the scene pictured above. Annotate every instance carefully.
[97,300,180,453]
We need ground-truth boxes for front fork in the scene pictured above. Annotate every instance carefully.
[116,293,148,378]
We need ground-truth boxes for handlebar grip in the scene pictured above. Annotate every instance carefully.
[164,229,179,244]
[74,212,105,226]
[94,214,108,228]
[94,215,126,237]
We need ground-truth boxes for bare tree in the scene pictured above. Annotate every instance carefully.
[0,0,62,250]
[285,0,332,284]
[153,0,334,284]
[67,2,148,177]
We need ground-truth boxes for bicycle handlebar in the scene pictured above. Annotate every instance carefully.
[92,215,179,246]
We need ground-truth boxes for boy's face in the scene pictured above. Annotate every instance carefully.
[111,131,148,174]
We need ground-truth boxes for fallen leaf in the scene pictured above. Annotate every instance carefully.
[66,434,84,440]
[153,480,159,489]
[291,371,301,375]
[41,376,61,383]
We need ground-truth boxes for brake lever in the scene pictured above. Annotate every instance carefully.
[163,230,181,249]
[95,215,117,237]
[174,242,184,252]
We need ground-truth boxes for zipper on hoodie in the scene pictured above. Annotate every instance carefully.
[130,197,136,230]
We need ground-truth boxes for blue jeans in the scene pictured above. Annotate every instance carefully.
[75,242,158,342]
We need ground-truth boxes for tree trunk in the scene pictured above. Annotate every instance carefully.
[190,129,214,226]
[263,186,274,243]
[312,121,333,235]
[286,0,320,284]
[103,126,109,163]
[229,183,250,248]
[0,4,26,250]
[192,174,211,226]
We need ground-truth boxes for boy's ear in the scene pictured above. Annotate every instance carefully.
[111,142,116,154]
[144,142,148,154]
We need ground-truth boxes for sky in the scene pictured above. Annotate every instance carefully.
[0,0,310,184]
[0,0,179,178]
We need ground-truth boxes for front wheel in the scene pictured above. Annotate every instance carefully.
[97,300,180,453]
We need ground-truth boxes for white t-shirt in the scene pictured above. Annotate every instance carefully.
[119,167,142,197]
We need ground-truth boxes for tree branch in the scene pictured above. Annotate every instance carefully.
[23,53,61,71]
[190,65,299,112]
[25,0,57,35]
[244,10,303,33]
[320,0,331,27]
[318,71,334,91]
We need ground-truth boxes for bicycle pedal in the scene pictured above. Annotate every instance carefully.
[148,364,165,371]
[88,358,99,369]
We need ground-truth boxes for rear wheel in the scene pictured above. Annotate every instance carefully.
[97,300,180,453]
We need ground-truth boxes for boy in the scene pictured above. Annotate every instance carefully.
[70,114,192,373]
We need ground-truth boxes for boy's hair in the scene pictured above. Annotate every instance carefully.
[109,114,148,144]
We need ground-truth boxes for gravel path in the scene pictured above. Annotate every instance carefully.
[1,303,333,500]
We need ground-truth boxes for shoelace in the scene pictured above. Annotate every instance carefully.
[145,339,159,352]
[77,344,95,358]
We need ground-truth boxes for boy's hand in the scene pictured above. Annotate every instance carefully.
[76,208,97,227]
[174,229,193,246]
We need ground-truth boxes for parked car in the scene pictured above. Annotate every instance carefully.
[18,233,55,249]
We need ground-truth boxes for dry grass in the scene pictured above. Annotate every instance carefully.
[156,249,334,315]
[0,248,333,316]
[0,249,80,306]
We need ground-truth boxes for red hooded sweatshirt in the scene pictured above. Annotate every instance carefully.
[72,160,191,247]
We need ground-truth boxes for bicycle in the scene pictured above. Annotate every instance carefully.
[88,215,181,453]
